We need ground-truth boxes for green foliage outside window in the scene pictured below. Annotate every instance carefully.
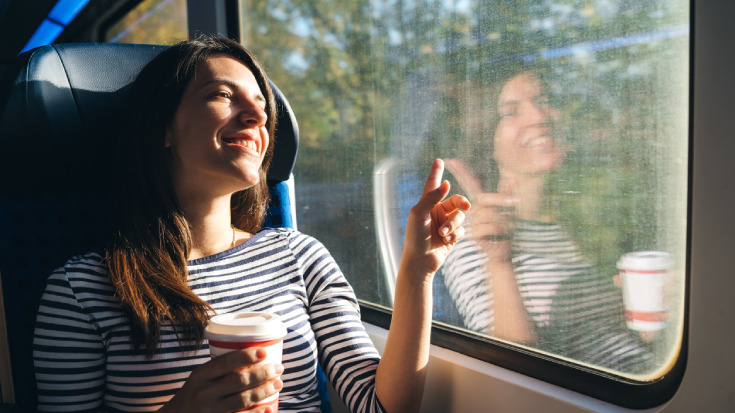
[239,0,689,310]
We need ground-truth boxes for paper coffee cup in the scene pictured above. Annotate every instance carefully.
[205,312,287,412]
[617,251,673,331]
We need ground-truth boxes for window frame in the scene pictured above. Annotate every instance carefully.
[361,292,688,409]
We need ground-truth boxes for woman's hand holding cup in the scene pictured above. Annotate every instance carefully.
[160,347,284,413]
[162,312,287,413]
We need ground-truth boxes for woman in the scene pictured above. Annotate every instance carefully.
[440,65,655,374]
[32,36,470,412]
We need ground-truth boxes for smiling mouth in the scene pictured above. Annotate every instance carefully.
[523,135,555,148]
[223,138,258,153]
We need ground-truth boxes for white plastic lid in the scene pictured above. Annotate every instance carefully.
[617,251,673,271]
[205,312,286,342]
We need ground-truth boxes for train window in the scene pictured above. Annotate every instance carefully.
[104,0,188,44]
[243,0,688,404]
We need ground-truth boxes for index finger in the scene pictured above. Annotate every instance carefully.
[422,159,445,195]
[445,158,484,200]
[197,348,266,381]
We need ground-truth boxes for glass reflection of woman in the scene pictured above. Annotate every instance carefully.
[440,65,656,374]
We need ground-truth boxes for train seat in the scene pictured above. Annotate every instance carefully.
[0,42,310,411]
[373,158,466,327]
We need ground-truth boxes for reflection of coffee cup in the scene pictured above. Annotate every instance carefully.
[205,312,287,412]
[617,251,673,331]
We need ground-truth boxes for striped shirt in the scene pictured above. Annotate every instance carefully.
[441,220,655,375]
[33,228,386,412]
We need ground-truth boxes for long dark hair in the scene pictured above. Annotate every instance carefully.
[105,35,276,356]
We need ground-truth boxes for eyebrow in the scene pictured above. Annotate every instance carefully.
[204,78,267,105]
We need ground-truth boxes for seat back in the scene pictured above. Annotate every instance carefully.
[373,158,465,327]
[0,43,299,411]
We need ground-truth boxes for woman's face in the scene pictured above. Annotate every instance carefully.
[492,72,564,177]
[165,54,269,196]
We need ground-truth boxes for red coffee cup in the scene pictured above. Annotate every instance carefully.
[205,312,287,412]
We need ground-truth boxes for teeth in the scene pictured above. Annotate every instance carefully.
[525,137,551,147]
[231,139,257,151]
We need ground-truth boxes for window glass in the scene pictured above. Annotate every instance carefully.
[240,0,688,380]
[105,0,187,44]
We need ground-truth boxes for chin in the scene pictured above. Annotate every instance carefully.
[238,174,262,190]
[539,152,565,172]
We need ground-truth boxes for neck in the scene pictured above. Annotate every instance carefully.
[177,191,235,260]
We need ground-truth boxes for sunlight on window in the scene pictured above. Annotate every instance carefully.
[240,0,688,380]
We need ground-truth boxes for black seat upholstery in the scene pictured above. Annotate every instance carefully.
[0,43,299,411]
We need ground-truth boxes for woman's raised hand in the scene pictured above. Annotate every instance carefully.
[401,159,471,277]
[159,348,284,413]
[444,158,518,262]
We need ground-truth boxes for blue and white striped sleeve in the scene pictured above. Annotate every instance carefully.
[441,237,493,333]
[290,233,387,413]
[33,263,106,412]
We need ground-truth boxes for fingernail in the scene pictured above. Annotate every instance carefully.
[256,348,267,360]
[274,378,283,391]
[440,227,449,236]
[268,363,284,376]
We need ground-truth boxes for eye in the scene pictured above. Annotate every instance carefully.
[256,95,267,111]
[499,107,518,118]
[211,90,233,100]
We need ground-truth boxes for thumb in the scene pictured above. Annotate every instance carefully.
[412,160,451,216]
[421,180,451,209]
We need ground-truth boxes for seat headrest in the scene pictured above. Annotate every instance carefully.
[0,43,298,195]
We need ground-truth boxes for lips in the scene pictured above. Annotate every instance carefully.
[222,135,259,154]
[523,135,554,148]
[521,126,557,149]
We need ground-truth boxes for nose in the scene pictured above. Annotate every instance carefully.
[238,100,267,127]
